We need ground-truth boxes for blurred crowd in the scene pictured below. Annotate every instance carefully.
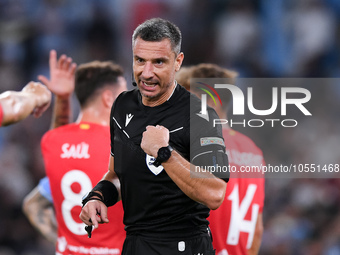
[0,0,339,254]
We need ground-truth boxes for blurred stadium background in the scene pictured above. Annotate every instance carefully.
[0,0,340,254]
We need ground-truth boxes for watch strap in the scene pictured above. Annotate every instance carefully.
[82,191,104,207]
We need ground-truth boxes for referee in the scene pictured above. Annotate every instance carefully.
[80,18,229,255]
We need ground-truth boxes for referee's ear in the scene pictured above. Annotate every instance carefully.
[175,52,184,72]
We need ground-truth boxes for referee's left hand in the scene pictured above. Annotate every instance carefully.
[141,125,169,158]
[79,200,109,229]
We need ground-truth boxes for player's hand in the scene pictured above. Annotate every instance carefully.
[141,125,169,158]
[38,49,77,97]
[22,81,52,118]
[79,200,109,229]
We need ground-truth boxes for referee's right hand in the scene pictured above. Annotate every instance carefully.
[79,200,109,229]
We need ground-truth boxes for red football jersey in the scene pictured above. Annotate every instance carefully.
[41,122,125,255]
[208,129,265,255]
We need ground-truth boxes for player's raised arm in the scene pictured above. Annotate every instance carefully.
[38,49,77,129]
[0,81,51,126]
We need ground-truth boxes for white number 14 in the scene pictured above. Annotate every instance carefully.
[227,184,259,249]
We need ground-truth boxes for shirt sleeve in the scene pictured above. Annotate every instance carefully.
[38,177,53,203]
[190,106,229,182]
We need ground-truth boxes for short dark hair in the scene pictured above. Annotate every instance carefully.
[132,18,182,54]
[75,61,124,107]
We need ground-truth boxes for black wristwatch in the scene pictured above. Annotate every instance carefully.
[153,145,173,167]
[82,191,104,207]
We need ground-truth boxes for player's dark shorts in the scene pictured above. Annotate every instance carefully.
[122,225,215,255]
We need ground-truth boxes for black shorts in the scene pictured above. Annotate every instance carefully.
[122,227,215,255]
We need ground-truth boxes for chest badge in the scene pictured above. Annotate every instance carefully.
[146,154,164,175]
[125,113,134,127]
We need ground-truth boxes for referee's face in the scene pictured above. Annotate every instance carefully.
[133,37,184,106]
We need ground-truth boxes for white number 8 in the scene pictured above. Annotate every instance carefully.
[61,170,92,235]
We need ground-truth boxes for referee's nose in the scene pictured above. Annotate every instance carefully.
[141,62,154,80]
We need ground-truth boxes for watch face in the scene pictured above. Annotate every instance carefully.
[153,146,173,167]
[159,147,171,161]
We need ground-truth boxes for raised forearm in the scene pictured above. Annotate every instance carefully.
[50,95,71,129]
[162,150,226,210]
[0,92,36,125]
